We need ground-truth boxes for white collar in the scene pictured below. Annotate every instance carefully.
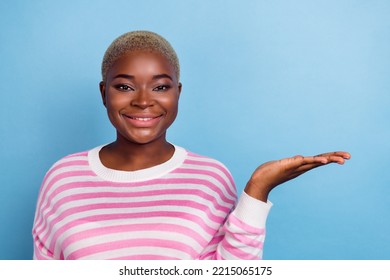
[88,144,187,182]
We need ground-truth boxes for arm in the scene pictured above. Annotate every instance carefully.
[198,193,271,260]
[32,234,56,260]
[32,186,57,260]
[199,151,350,260]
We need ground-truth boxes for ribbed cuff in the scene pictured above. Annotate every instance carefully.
[232,191,273,228]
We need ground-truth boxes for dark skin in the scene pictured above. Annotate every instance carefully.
[99,50,182,171]
[99,50,351,202]
[244,153,350,201]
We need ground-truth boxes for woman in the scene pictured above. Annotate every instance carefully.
[32,31,350,260]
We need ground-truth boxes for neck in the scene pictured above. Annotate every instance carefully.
[100,134,175,171]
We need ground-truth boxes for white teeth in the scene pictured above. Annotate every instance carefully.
[133,117,153,121]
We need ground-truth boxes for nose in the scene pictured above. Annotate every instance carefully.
[131,88,154,109]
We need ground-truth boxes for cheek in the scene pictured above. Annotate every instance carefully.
[104,96,128,127]
[106,94,129,111]
[159,94,179,113]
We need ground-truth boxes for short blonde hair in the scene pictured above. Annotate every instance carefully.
[101,31,180,82]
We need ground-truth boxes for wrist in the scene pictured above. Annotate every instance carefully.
[244,180,272,202]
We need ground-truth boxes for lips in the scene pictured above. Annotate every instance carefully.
[124,114,162,120]
[123,113,163,127]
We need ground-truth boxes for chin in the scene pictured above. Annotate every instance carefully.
[125,134,166,145]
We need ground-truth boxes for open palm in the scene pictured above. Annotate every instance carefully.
[244,152,351,202]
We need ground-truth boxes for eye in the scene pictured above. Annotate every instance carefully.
[153,85,171,92]
[114,84,134,91]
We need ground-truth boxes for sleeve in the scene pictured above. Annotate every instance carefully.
[32,222,56,259]
[32,197,56,259]
[32,234,55,260]
[198,192,272,260]
[32,169,57,260]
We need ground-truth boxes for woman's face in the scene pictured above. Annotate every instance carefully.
[100,50,181,145]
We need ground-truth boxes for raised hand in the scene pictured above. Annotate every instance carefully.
[244,152,351,202]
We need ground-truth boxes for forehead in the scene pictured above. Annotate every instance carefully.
[107,50,176,79]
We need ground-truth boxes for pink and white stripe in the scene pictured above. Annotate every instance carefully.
[32,145,271,260]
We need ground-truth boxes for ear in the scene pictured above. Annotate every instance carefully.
[178,82,182,99]
[99,81,107,107]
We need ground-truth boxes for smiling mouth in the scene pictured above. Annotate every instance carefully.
[123,114,163,122]
[128,116,157,121]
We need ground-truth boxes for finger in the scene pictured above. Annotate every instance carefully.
[306,152,350,164]
[315,155,348,164]
[286,153,349,169]
[288,155,326,168]
[293,155,328,164]
[315,151,351,160]
[293,162,327,174]
[293,155,349,174]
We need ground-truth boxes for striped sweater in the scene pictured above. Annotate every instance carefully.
[32,145,272,260]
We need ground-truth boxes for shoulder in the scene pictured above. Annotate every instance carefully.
[184,149,232,174]
[47,150,90,174]
[35,148,95,208]
[180,147,236,190]
[40,148,94,188]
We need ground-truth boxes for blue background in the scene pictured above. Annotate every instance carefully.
[1,0,389,260]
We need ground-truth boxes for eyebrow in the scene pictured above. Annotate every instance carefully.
[112,74,135,80]
[152,74,173,81]
[112,73,173,81]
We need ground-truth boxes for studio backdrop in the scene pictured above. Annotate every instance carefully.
[0,0,389,259]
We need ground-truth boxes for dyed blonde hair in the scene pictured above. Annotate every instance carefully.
[101,30,180,82]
